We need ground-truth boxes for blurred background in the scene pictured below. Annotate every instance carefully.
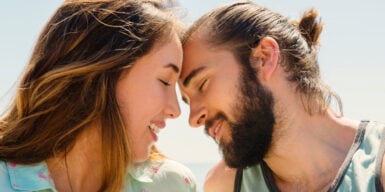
[1,0,384,190]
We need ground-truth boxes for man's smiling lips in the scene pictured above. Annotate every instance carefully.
[206,120,224,143]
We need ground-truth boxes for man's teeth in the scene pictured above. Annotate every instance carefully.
[149,124,160,134]
[214,122,221,135]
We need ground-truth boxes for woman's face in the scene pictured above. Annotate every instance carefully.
[116,33,182,162]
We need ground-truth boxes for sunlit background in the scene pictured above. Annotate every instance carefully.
[1,0,384,190]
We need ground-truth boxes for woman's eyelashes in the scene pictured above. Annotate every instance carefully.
[159,79,171,86]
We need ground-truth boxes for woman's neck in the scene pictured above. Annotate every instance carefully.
[46,127,103,192]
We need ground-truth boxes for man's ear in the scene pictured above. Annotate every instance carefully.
[250,37,279,82]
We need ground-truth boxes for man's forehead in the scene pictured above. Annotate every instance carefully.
[180,39,204,79]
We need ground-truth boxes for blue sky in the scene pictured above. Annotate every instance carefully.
[1,0,384,164]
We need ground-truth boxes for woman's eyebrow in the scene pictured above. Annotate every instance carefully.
[164,63,179,73]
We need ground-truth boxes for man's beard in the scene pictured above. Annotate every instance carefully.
[210,66,275,169]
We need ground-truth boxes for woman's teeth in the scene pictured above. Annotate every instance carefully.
[149,123,160,134]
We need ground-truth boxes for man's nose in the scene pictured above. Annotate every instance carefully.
[188,104,208,128]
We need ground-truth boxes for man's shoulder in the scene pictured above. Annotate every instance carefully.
[204,160,236,192]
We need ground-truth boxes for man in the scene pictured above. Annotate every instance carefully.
[179,1,385,192]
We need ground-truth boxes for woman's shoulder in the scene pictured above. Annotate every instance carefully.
[156,159,194,175]
[127,158,198,191]
[127,158,198,192]
[152,159,197,186]
[0,161,54,191]
[0,161,13,190]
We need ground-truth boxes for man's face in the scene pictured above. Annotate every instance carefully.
[179,36,276,168]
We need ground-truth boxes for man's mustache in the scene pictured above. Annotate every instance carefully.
[204,112,228,136]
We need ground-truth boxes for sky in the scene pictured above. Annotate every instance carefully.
[1,0,384,165]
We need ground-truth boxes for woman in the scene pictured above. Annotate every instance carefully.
[0,0,196,191]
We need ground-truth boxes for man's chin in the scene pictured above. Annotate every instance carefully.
[220,142,264,169]
[219,143,242,168]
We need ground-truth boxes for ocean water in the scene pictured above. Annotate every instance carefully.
[185,162,216,192]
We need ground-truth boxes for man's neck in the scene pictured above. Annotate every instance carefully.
[264,107,358,191]
[249,62,361,190]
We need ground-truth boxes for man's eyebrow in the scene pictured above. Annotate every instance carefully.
[182,66,206,87]
[165,63,180,73]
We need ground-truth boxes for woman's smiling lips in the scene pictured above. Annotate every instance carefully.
[148,121,165,141]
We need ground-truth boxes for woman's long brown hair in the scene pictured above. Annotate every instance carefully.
[0,0,180,191]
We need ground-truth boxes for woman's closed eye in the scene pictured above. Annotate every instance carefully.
[159,79,171,86]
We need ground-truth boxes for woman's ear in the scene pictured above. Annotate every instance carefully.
[250,37,279,82]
